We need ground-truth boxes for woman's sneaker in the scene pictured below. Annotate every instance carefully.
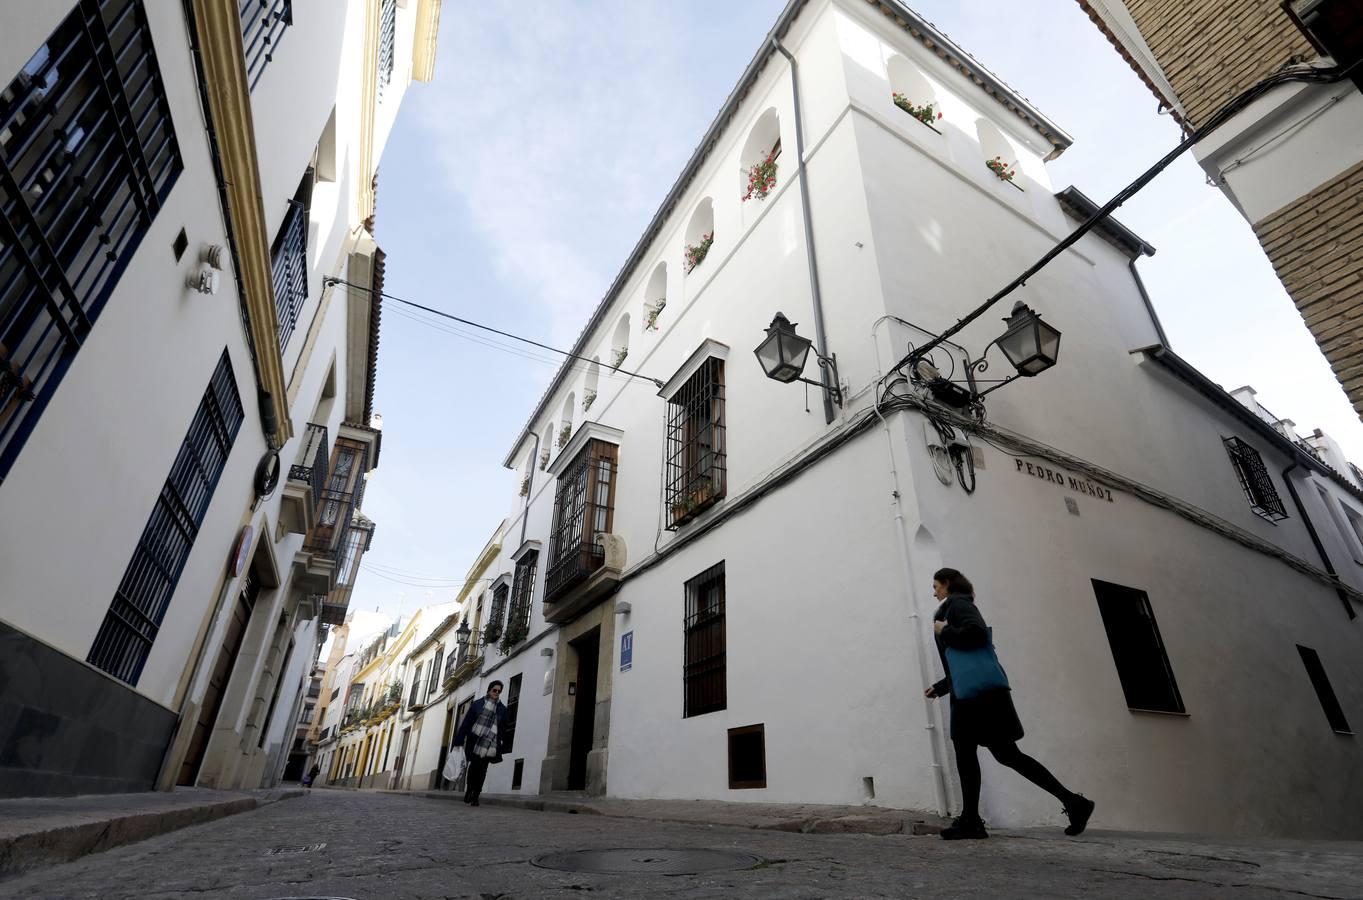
[940,815,988,840]
[1063,795,1095,836]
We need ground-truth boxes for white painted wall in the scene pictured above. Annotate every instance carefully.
[462,0,1363,837]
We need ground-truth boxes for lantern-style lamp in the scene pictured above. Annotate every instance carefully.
[753,312,813,384]
[995,301,1061,377]
[455,618,471,654]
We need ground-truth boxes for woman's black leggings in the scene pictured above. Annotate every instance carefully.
[953,739,1073,820]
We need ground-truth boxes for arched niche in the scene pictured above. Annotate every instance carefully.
[583,357,600,412]
[611,314,630,368]
[558,394,575,448]
[888,55,939,120]
[642,262,667,331]
[539,424,553,469]
[975,119,1018,183]
[738,108,782,202]
[684,199,715,274]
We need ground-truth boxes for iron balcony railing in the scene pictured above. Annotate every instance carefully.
[288,422,328,503]
[240,0,292,91]
[271,199,308,353]
[377,0,397,96]
[545,543,605,601]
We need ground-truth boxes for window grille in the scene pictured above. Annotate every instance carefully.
[0,0,182,484]
[503,674,522,752]
[1223,436,1288,522]
[240,0,293,91]
[377,0,397,96]
[665,359,725,529]
[483,582,508,643]
[683,561,726,718]
[545,439,618,600]
[307,438,366,561]
[502,551,538,651]
[271,199,308,353]
[408,662,423,708]
[1091,579,1185,714]
[87,350,243,684]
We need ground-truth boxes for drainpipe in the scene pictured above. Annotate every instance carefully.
[771,36,837,425]
[871,320,951,816]
[1281,460,1355,619]
[1128,257,1169,348]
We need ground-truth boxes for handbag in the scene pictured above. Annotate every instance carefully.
[944,627,1010,699]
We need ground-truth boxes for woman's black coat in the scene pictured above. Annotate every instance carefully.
[932,593,1024,746]
[453,697,509,763]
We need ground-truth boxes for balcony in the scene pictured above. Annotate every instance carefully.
[443,636,485,693]
[543,533,625,625]
[241,0,294,91]
[281,423,328,534]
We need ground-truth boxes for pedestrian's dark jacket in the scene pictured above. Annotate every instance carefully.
[932,592,1024,746]
[453,696,510,761]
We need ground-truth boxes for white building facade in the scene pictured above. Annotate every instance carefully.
[435,0,1363,837]
[0,0,441,797]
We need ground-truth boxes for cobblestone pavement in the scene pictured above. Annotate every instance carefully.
[3,789,1360,900]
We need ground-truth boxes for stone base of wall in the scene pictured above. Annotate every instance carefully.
[0,620,177,798]
[1254,159,1363,419]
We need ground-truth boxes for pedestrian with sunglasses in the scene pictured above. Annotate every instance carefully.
[925,568,1094,840]
[453,680,509,806]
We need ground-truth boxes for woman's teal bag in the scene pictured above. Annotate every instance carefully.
[944,628,1010,699]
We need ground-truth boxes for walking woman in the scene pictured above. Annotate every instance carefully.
[453,681,509,806]
[924,568,1095,840]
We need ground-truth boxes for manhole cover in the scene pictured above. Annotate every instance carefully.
[532,848,760,875]
[264,843,327,855]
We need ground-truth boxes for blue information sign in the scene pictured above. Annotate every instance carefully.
[620,631,633,672]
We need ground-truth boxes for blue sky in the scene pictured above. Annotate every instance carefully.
[350,1,1363,621]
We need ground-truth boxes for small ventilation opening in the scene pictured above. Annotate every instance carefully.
[173,227,188,261]
[728,723,766,789]
[862,776,875,801]
[512,758,525,790]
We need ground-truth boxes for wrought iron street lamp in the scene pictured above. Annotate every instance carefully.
[911,301,1062,410]
[754,312,843,407]
[455,618,471,655]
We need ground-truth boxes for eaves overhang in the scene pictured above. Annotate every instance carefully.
[1055,186,1156,259]
[501,0,1071,469]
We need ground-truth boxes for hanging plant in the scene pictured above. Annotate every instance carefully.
[611,347,629,368]
[538,449,550,470]
[643,298,666,331]
[892,93,943,127]
[582,389,597,411]
[741,152,778,202]
[684,232,713,274]
[985,156,1016,182]
[557,423,572,448]
[518,475,530,497]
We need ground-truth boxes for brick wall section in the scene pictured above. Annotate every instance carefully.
[1124,0,1316,127]
[1253,159,1363,418]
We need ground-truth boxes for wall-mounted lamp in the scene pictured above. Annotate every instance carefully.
[910,301,1062,411]
[540,647,554,658]
[455,618,471,655]
[754,312,843,409]
[615,601,632,616]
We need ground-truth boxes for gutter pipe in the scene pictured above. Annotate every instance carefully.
[771,35,836,425]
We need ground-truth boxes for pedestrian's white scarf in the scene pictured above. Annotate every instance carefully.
[471,698,499,758]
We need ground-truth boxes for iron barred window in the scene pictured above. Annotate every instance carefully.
[271,199,308,353]
[0,0,182,484]
[240,0,293,91]
[427,648,442,697]
[1223,436,1288,523]
[484,582,508,643]
[408,662,423,708]
[683,561,726,718]
[377,0,397,96]
[665,358,726,529]
[502,551,538,652]
[545,439,618,601]
[87,350,244,684]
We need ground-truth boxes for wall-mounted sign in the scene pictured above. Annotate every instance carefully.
[1014,458,1114,502]
[620,631,633,672]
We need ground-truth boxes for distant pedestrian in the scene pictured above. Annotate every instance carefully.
[924,567,1094,840]
[452,681,509,806]
[302,763,320,792]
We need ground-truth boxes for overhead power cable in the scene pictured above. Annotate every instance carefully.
[324,277,664,388]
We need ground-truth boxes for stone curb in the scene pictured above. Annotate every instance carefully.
[0,789,303,881]
[413,790,947,837]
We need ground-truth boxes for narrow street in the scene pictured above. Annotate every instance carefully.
[3,790,1360,900]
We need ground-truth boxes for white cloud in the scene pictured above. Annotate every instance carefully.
[412,1,705,346]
